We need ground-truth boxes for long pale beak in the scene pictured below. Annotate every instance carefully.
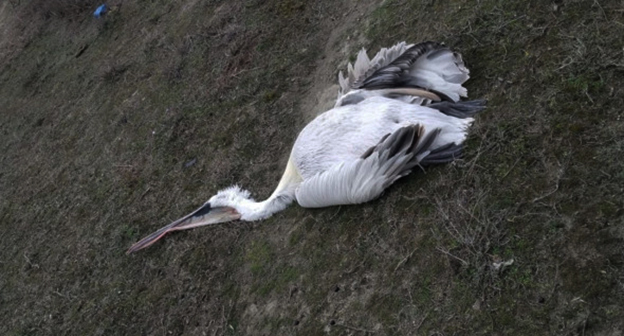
[127,203,240,254]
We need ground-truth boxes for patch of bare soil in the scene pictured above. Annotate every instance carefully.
[297,1,378,120]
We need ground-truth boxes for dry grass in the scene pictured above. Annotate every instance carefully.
[1,0,623,335]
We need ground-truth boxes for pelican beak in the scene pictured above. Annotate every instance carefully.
[127,203,240,254]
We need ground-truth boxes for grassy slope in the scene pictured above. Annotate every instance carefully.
[1,0,623,335]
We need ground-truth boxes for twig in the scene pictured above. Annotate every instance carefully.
[219,299,237,335]
[343,259,367,275]
[457,202,485,227]
[140,187,151,200]
[599,170,612,178]
[214,305,225,336]
[555,56,574,71]
[415,312,429,332]
[54,290,69,300]
[584,88,595,104]
[327,206,343,221]
[533,158,565,203]
[230,66,263,78]
[23,253,39,269]
[532,177,561,203]
[593,0,607,20]
[436,247,468,265]
[495,15,527,32]
[465,130,489,177]
[500,158,521,180]
[394,247,418,273]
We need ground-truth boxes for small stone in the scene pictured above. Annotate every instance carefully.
[472,299,481,310]
[184,158,197,168]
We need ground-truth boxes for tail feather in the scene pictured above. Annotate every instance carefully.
[420,143,464,165]
[417,48,469,84]
[406,47,469,102]
[427,99,487,119]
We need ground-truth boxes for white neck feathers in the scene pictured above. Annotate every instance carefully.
[210,158,303,221]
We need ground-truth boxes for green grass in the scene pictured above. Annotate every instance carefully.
[1,0,623,335]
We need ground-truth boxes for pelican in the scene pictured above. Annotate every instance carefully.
[128,41,485,253]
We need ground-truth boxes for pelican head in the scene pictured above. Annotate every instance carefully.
[126,185,290,253]
[126,186,250,253]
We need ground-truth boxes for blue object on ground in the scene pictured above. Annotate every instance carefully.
[94,4,107,18]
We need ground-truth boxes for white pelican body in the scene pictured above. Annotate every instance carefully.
[128,41,485,253]
[291,97,474,208]
[294,97,471,181]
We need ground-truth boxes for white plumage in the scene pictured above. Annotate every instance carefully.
[293,97,473,208]
[128,41,485,253]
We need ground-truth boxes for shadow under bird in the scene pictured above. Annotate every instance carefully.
[127,41,486,253]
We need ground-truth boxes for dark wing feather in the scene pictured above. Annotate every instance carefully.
[356,41,446,90]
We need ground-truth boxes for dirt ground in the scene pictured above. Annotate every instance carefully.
[1,0,623,335]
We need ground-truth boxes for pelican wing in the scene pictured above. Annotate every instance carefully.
[336,41,470,107]
[338,41,412,96]
[295,124,443,208]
